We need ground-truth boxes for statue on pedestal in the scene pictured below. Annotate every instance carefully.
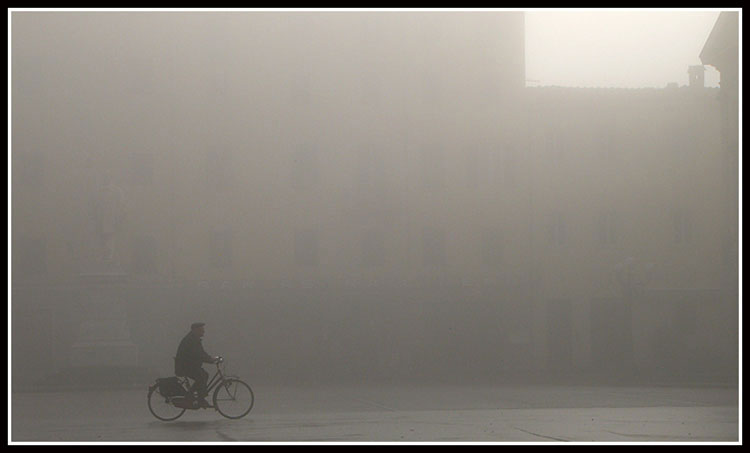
[83,170,125,274]
[70,169,139,370]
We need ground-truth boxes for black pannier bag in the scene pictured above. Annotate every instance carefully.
[157,377,187,397]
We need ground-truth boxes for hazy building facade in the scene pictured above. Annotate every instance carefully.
[525,85,736,380]
[700,10,739,327]
[12,12,529,385]
[11,11,737,386]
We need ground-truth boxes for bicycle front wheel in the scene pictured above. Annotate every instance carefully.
[148,386,186,421]
[212,378,254,419]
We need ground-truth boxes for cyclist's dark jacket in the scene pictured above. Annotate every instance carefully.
[175,331,213,376]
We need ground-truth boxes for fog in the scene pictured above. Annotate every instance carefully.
[10,10,738,395]
[525,10,722,88]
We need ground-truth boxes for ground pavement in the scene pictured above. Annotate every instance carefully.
[10,384,739,443]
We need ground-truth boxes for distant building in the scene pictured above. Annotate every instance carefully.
[700,10,739,297]
[525,85,734,379]
[11,11,738,385]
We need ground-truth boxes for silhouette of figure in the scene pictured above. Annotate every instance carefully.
[85,169,125,271]
[175,322,218,407]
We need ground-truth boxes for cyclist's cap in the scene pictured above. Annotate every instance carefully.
[191,322,205,329]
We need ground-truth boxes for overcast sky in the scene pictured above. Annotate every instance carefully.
[525,9,723,88]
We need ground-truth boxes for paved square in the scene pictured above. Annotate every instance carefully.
[11,384,739,442]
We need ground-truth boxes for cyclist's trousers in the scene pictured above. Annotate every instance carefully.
[184,367,209,399]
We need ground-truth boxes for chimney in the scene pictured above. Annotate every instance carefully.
[688,65,705,89]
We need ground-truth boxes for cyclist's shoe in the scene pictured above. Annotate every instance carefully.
[198,398,211,408]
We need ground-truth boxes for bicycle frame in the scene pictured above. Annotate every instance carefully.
[181,360,237,395]
[205,363,226,394]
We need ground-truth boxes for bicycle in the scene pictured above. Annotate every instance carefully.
[148,356,254,421]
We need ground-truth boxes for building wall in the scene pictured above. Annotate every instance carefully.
[11,11,737,384]
[12,11,530,385]
[525,86,735,379]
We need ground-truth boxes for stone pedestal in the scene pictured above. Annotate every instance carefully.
[69,269,139,368]
[69,318,139,367]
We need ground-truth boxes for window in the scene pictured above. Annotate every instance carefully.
[597,210,617,245]
[548,211,566,246]
[291,70,312,105]
[422,227,446,267]
[358,14,378,45]
[361,229,385,267]
[210,230,233,268]
[17,151,45,189]
[291,147,319,191]
[130,151,154,185]
[465,148,491,189]
[14,55,49,99]
[356,150,386,201]
[294,229,319,266]
[723,236,737,270]
[126,57,157,96]
[208,68,228,97]
[420,146,445,190]
[595,121,619,162]
[502,146,518,187]
[673,209,693,244]
[131,234,157,275]
[481,229,503,266]
[545,128,565,161]
[17,236,47,277]
[421,69,443,105]
[465,149,479,189]
[206,149,233,191]
[675,300,697,335]
[360,71,382,106]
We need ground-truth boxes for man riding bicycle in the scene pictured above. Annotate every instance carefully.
[175,322,219,408]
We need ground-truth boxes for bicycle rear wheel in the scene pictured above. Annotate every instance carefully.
[148,386,187,421]
[212,378,254,419]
